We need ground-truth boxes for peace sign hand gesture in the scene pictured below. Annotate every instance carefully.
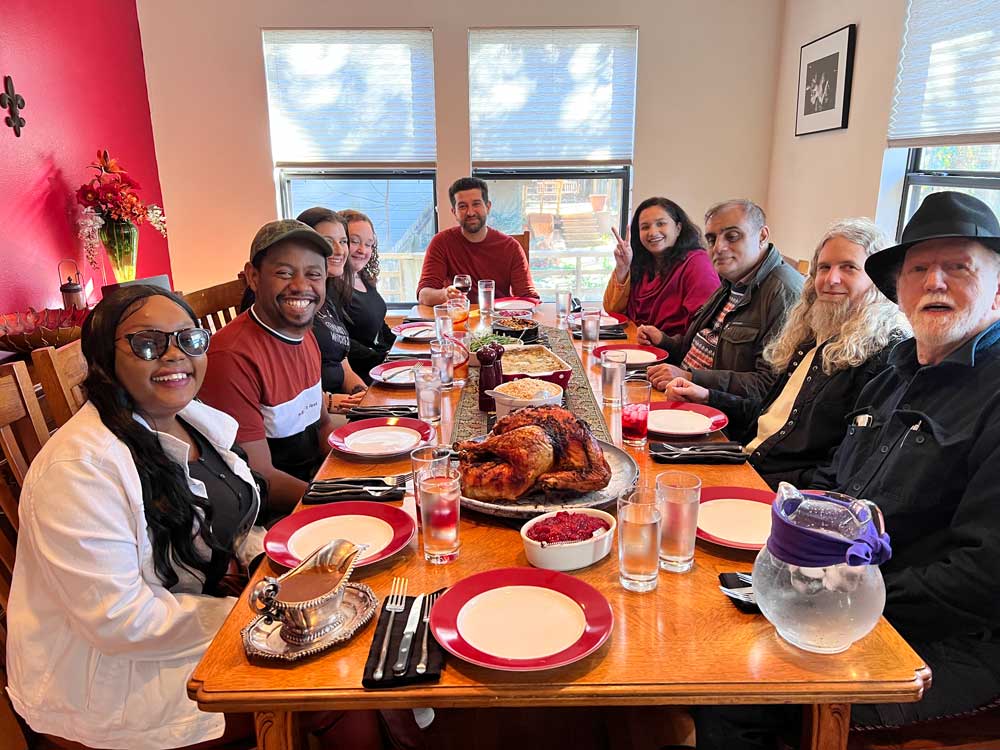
[611,226,632,282]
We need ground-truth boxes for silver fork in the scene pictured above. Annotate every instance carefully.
[719,585,756,603]
[736,572,753,585]
[415,591,441,675]
[374,577,408,680]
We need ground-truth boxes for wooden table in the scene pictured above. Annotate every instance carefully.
[189,305,929,750]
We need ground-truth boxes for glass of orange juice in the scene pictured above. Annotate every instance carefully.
[448,334,470,387]
[447,297,470,331]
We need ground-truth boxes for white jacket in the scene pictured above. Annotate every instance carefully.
[6,400,263,749]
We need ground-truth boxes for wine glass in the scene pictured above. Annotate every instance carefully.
[453,275,472,295]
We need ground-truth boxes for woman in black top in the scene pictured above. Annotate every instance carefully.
[297,207,368,411]
[341,209,396,383]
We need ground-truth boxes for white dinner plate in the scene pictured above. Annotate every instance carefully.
[288,515,395,564]
[457,586,587,660]
[344,426,422,456]
[648,410,714,435]
[697,490,775,550]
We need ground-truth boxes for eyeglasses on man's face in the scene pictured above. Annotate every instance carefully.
[118,328,211,361]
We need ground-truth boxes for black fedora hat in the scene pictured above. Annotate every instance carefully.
[865,191,1000,302]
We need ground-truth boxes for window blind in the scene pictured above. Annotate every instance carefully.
[888,0,1000,147]
[469,28,638,163]
[262,29,436,163]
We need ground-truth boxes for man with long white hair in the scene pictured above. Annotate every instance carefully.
[665,217,908,488]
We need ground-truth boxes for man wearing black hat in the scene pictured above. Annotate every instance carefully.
[694,192,1000,747]
[199,219,336,513]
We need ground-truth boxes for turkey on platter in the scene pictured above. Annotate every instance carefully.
[455,405,611,501]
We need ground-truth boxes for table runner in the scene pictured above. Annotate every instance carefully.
[451,326,611,444]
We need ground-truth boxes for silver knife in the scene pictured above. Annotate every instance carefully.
[392,593,424,676]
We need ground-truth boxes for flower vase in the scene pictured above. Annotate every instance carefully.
[99,219,138,283]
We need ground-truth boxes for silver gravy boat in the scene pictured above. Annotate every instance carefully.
[248,539,366,646]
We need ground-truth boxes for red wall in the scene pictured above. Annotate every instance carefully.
[0,0,170,314]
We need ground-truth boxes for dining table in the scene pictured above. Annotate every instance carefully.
[188,303,930,750]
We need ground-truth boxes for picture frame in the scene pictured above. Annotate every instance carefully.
[795,24,857,136]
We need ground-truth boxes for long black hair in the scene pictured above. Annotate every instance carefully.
[629,197,704,283]
[81,285,228,589]
[296,206,355,318]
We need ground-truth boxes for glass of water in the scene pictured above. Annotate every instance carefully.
[555,290,573,322]
[618,489,662,592]
[430,338,454,389]
[417,466,462,564]
[477,279,496,332]
[413,362,442,424]
[601,349,627,406]
[433,304,454,341]
[581,307,601,350]
[655,471,702,573]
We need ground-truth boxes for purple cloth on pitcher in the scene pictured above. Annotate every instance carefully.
[765,493,892,568]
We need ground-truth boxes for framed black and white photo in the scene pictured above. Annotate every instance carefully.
[795,24,857,136]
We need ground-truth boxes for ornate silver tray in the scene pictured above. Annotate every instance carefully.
[459,439,639,519]
[242,583,377,662]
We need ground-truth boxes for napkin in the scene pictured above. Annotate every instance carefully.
[718,573,760,615]
[650,447,747,464]
[362,590,447,689]
[301,486,406,504]
[346,406,419,421]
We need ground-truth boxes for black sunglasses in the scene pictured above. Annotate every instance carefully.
[119,328,211,361]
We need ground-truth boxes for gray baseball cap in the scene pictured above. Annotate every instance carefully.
[249,219,332,263]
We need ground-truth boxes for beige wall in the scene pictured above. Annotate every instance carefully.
[137,0,783,294]
[765,0,906,260]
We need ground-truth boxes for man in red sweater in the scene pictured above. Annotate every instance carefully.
[417,177,540,306]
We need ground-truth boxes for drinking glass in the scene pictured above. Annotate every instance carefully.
[450,331,470,387]
[433,304,454,341]
[581,307,601,351]
[430,339,454,389]
[447,297,471,331]
[417,466,461,564]
[601,349,627,406]
[413,362,442,424]
[478,279,495,314]
[655,471,702,573]
[622,378,651,447]
[618,489,662,592]
[453,274,472,296]
[555,290,573,322]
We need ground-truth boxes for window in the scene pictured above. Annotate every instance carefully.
[263,30,438,302]
[469,28,638,300]
[900,145,1000,232]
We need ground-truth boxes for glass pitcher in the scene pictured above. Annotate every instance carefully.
[752,483,892,654]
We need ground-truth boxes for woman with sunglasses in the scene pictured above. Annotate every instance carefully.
[5,286,388,748]
[341,209,396,383]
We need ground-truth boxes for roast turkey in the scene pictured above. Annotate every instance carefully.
[456,405,612,501]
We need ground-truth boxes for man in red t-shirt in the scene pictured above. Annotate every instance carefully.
[417,177,539,306]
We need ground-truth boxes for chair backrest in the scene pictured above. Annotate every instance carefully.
[182,277,248,334]
[513,230,531,262]
[0,362,48,493]
[32,340,87,429]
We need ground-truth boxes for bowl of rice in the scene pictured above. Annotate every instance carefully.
[492,378,563,419]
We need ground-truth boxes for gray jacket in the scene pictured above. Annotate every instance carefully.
[660,244,803,400]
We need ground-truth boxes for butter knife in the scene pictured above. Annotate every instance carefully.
[392,593,424,676]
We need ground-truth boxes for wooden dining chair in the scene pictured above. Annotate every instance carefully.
[513,230,531,262]
[0,361,47,750]
[181,277,248,334]
[31,340,87,429]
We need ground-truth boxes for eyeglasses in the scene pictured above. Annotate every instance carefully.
[118,328,211,361]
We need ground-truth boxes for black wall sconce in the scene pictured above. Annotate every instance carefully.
[1,76,26,137]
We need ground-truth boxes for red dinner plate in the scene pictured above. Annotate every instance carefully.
[567,311,628,328]
[647,401,728,436]
[430,567,613,671]
[369,359,431,387]
[591,343,668,368]
[494,297,541,311]
[327,417,432,458]
[696,486,775,550]
[264,501,415,568]
[390,321,437,341]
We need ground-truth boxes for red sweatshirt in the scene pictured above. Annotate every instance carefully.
[417,226,539,300]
